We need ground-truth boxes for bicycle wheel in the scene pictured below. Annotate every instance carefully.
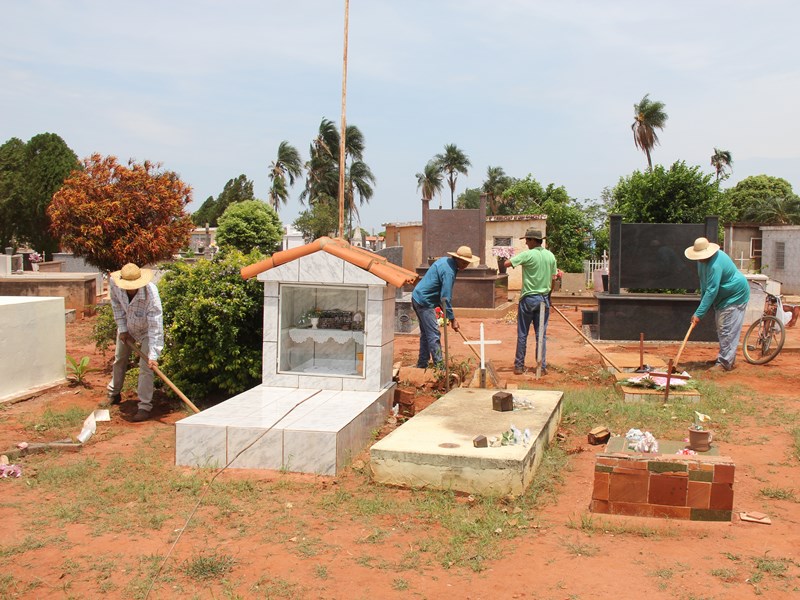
[742,316,785,364]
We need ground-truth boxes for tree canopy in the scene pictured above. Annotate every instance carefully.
[268,141,303,212]
[610,161,730,224]
[632,94,667,169]
[192,175,255,226]
[726,175,800,224]
[48,154,194,271]
[216,200,283,254]
[434,144,471,209]
[0,133,79,256]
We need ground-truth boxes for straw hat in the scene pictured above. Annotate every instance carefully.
[684,237,720,261]
[110,263,154,290]
[447,245,480,264]
[520,228,545,240]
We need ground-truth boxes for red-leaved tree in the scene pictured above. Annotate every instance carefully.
[48,154,194,272]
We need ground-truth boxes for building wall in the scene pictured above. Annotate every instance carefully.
[0,273,98,318]
[384,216,547,290]
[722,224,761,272]
[760,226,800,294]
[0,296,66,402]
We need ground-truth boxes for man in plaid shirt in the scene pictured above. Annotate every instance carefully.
[107,263,164,422]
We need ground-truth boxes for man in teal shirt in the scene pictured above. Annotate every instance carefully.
[411,245,479,368]
[684,237,750,371]
[505,228,557,375]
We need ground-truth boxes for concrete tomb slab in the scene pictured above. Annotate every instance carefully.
[370,388,563,496]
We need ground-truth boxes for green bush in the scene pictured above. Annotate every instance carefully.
[92,304,118,355]
[216,200,283,254]
[158,249,265,401]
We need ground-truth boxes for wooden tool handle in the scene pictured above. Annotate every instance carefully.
[673,321,696,370]
[551,304,624,373]
[125,341,200,414]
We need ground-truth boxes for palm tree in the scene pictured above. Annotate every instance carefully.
[345,159,376,241]
[434,144,471,208]
[268,141,303,212]
[416,161,444,208]
[740,196,800,225]
[482,165,510,215]
[632,94,668,169]
[710,148,733,182]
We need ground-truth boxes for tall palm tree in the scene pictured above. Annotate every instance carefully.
[710,148,733,182]
[434,144,471,208]
[268,141,303,212]
[632,94,668,169]
[345,159,376,241]
[482,165,510,215]
[416,161,444,208]
[740,196,800,225]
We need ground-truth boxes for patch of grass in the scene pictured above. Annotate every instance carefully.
[358,529,390,544]
[564,539,599,557]
[566,512,676,538]
[0,535,48,558]
[313,564,329,580]
[391,577,410,591]
[751,556,790,579]
[249,576,301,598]
[791,426,800,461]
[759,487,798,502]
[23,405,88,434]
[711,568,738,581]
[180,551,236,580]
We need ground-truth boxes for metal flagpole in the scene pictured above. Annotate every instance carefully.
[338,0,350,240]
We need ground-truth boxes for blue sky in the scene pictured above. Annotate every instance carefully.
[2,1,799,234]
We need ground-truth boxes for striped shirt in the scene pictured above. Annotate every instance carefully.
[110,281,164,360]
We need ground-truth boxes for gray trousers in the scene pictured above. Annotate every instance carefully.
[107,333,154,412]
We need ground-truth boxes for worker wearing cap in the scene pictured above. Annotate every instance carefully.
[412,245,479,368]
[107,263,164,421]
[684,237,749,372]
[505,228,557,375]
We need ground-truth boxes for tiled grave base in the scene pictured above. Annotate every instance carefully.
[591,438,734,521]
[370,388,563,495]
[602,352,667,373]
[614,373,701,402]
[175,384,394,475]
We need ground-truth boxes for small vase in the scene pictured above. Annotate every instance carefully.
[31,263,39,272]
[310,317,319,329]
[688,428,712,452]
[497,260,507,274]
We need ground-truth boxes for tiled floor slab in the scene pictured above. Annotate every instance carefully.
[370,388,563,496]
[175,385,394,474]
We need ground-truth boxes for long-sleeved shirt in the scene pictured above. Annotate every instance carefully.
[411,256,458,320]
[110,281,164,360]
[694,251,750,319]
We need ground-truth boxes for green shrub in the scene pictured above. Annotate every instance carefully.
[216,200,283,254]
[158,249,264,401]
[92,304,118,355]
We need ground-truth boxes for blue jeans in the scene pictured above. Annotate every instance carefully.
[412,298,442,368]
[715,302,747,370]
[515,294,549,370]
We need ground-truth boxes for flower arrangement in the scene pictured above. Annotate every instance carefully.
[555,268,564,280]
[690,411,711,431]
[491,246,515,259]
[29,251,42,264]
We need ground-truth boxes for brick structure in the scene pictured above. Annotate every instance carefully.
[591,451,734,521]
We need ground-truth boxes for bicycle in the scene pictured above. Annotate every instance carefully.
[742,281,786,365]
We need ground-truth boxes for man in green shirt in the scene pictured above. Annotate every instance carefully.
[684,237,750,372]
[505,228,557,375]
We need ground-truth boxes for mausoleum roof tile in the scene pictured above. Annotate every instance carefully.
[241,237,419,288]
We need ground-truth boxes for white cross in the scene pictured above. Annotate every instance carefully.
[463,322,501,370]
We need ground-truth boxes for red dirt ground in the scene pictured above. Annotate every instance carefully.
[1,306,799,599]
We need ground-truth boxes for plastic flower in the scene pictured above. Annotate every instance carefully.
[692,411,711,430]
[29,252,42,263]
[491,246,515,259]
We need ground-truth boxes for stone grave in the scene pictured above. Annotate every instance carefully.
[591,436,734,521]
[0,296,67,403]
[370,388,563,495]
[175,238,419,475]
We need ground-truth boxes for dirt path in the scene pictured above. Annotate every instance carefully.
[0,309,798,599]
